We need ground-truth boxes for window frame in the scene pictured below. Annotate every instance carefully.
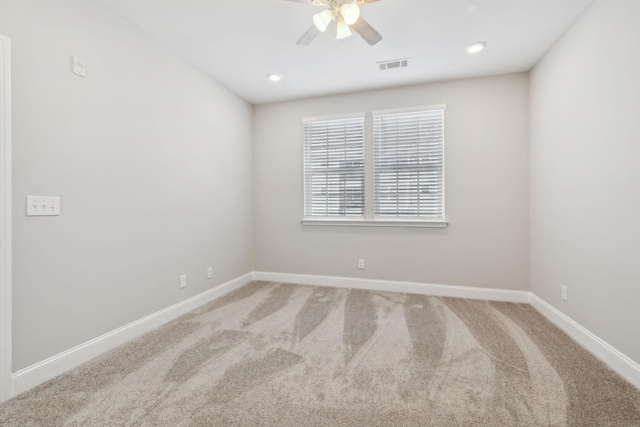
[372,105,446,222]
[301,106,448,228]
[302,112,366,220]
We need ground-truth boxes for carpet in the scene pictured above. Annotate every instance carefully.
[1,281,639,426]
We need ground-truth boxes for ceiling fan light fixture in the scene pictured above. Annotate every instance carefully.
[313,9,334,32]
[295,0,383,47]
[336,17,353,40]
[340,4,360,25]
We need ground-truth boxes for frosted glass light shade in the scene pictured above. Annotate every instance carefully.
[313,9,334,32]
[340,4,360,25]
[336,17,352,40]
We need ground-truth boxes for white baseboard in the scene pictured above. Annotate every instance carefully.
[529,293,640,391]
[11,272,254,397]
[253,271,530,303]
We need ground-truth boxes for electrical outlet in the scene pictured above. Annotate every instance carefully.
[561,285,568,302]
[207,267,213,279]
[180,274,187,289]
[358,259,365,270]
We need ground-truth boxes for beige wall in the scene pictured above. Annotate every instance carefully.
[254,74,530,290]
[0,0,254,370]
[530,0,640,364]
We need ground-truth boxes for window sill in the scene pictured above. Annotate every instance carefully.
[301,219,448,228]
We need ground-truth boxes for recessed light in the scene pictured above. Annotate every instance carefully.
[267,73,282,82]
[466,41,487,54]
[465,5,479,14]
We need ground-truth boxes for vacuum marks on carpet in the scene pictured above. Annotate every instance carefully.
[1,281,640,427]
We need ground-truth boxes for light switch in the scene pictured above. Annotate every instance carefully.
[26,196,61,216]
[72,56,86,77]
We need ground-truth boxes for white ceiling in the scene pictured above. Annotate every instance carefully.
[98,0,595,105]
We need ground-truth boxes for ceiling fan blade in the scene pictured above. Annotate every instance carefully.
[297,25,321,46]
[351,17,383,46]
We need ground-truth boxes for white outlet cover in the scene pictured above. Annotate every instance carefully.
[180,274,187,288]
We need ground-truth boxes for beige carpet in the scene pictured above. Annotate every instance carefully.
[1,281,639,426]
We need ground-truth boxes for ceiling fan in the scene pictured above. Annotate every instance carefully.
[285,0,383,46]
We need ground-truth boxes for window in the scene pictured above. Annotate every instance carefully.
[302,106,446,227]
[373,106,445,220]
[303,114,365,218]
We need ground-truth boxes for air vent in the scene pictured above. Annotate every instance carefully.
[377,58,410,71]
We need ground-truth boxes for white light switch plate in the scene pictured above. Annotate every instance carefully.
[26,196,61,216]
[72,56,86,77]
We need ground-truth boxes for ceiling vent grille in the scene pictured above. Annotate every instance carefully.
[377,58,410,71]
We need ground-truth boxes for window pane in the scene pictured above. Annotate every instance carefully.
[373,109,445,219]
[304,116,365,218]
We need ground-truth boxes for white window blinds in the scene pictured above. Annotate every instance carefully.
[373,107,445,219]
[303,114,365,218]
